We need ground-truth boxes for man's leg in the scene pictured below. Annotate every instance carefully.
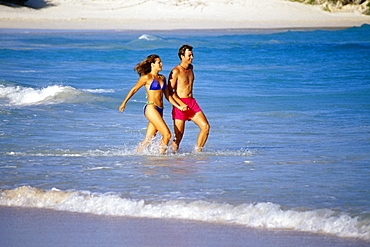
[191,111,210,152]
[172,119,185,152]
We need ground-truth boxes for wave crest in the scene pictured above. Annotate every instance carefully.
[0,84,81,106]
[0,84,113,106]
[138,34,162,41]
[1,186,369,241]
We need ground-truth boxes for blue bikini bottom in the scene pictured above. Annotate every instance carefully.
[143,102,163,116]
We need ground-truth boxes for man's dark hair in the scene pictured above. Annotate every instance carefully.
[178,44,193,59]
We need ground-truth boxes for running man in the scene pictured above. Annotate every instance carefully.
[168,44,210,152]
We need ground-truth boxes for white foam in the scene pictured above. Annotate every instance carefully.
[4,146,255,158]
[86,167,113,171]
[82,89,115,93]
[138,34,162,41]
[0,85,81,106]
[1,186,369,241]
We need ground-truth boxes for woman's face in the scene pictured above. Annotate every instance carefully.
[152,58,163,72]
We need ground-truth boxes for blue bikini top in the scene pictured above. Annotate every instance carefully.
[149,79,166,91]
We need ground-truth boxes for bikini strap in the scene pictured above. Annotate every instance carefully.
[146,102,164,109]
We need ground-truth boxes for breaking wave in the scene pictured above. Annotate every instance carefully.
[0,84,81,106]
[0,84,113,106]
[138,34,162,41]
[1,186,369,241]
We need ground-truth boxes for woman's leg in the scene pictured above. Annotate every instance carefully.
[137,121,157,153]
[144,105,171,154]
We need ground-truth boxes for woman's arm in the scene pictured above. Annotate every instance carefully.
[119,76,147,112]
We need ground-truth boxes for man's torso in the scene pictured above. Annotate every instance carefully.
[175,65,194,98]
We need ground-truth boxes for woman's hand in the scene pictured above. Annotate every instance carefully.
[119,103,126,113]
[178,105,188,112]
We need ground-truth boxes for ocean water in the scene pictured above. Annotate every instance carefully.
[0,25,369,242]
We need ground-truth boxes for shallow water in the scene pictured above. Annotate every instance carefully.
[0,25,369,241]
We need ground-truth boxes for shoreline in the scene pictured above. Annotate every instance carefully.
[1,206,368,247]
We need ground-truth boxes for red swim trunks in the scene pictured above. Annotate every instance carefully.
[172,98,202,121]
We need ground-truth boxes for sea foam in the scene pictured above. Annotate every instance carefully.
[138,34,162,41]
[0,84,81,106]
[1,186,369,241]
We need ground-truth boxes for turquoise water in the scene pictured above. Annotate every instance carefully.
[0,25,369,241]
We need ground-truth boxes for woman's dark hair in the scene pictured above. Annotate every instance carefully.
[178,44,193,59]
[134,54,160,76]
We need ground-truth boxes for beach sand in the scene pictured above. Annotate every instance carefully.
[0,206,368,247]
[0,0,369,30]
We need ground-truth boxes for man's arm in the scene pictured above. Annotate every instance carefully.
[168,68,188,108]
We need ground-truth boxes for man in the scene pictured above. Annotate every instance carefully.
[168,44,210,152]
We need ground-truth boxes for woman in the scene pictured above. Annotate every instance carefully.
[119,55,186,154]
